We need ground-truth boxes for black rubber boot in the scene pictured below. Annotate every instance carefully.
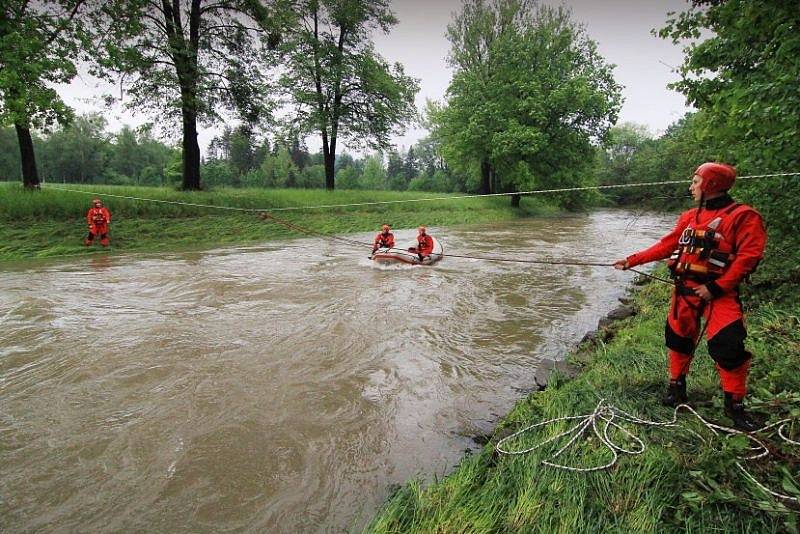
[662,376,688,407]
[724,393,760,432]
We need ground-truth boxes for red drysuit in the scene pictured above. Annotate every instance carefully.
[85,201,112,247]
[415,234,434,257]
[373,231,395,251]
[626,195,767,398]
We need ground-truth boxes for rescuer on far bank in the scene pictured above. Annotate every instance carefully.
[85,198,112,247]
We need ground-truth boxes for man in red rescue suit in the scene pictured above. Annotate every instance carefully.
[409,225,434,261]
[372,224,395,254]
[614,162,766,430]
[85,198,112,247]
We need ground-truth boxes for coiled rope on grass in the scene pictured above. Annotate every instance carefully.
[495,399,800,502]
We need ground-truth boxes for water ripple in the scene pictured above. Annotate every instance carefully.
[0,210,672,532]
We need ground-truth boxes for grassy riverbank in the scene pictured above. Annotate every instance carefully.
[368,271,800,532]
[0,182,557,262]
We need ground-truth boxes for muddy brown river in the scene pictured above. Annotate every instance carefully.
[1,210,671,532]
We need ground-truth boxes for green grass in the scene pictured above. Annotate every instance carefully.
[0,182,558,262]
[367,276,800,533]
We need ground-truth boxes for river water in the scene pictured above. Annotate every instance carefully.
[0,210,671,532]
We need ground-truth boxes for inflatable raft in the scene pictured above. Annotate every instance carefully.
[371,237,444,265]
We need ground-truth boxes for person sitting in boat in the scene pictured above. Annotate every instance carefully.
[84,198,112,247]
[409,225,434,261]
[372,224,395,253]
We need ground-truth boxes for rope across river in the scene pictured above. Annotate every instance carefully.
[28,172,800,504]
[41,171,800,213]
[36,170,798,280]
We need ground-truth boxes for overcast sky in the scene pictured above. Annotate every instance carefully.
[57,0,692,155]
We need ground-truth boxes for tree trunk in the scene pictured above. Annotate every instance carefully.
[323,150,335,190]
[322,130,335,190]
[480,160,492,194]
[511,193,521,207]
[181,100,201,190]
[16,123,40,189]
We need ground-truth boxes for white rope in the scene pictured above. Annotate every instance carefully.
[40,171,800,213]
[495,399,799,502]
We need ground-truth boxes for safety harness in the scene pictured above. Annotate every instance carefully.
[668,202,753,283]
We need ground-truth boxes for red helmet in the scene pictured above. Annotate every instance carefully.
[695,162,736,195]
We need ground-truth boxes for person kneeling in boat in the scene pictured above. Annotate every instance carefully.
[84,198,112,247]
[613,162,766,431]
[409,225,434,262]
[372,224,395,254]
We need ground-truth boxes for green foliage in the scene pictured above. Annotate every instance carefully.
[93,0,283,189]
[432,0,622,208]
[37,114,109,183]
[274,0,419,188]
[0,1,87,130]
[201,161,237,189]
[0,118,179,186]
[659,0,800,307]
[408,170,454,193]
[359,153,387,190]
[593,115,711,207]
[94,0,277,129]
[106,125,175,185]
[261,147,298,187]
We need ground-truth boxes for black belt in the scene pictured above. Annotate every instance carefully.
[675,284,698,296]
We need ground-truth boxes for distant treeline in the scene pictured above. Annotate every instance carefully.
[594,114,710,207]
[0,117,469,193]
[0,110,716,203]
[0,116,177,187]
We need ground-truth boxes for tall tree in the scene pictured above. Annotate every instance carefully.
[208,125,233,161]
[360,152,386,190]
[659,0,800,207]
[95,0,283,190]
[660,0,800,297]
[288,132,311,170]
[402,145,418,181]
[433,0,621,207]
[276,0,419,190]
[444,0,534,195]
[229,125,257,178]
[386,148,403,179]
[0,0,88,188]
